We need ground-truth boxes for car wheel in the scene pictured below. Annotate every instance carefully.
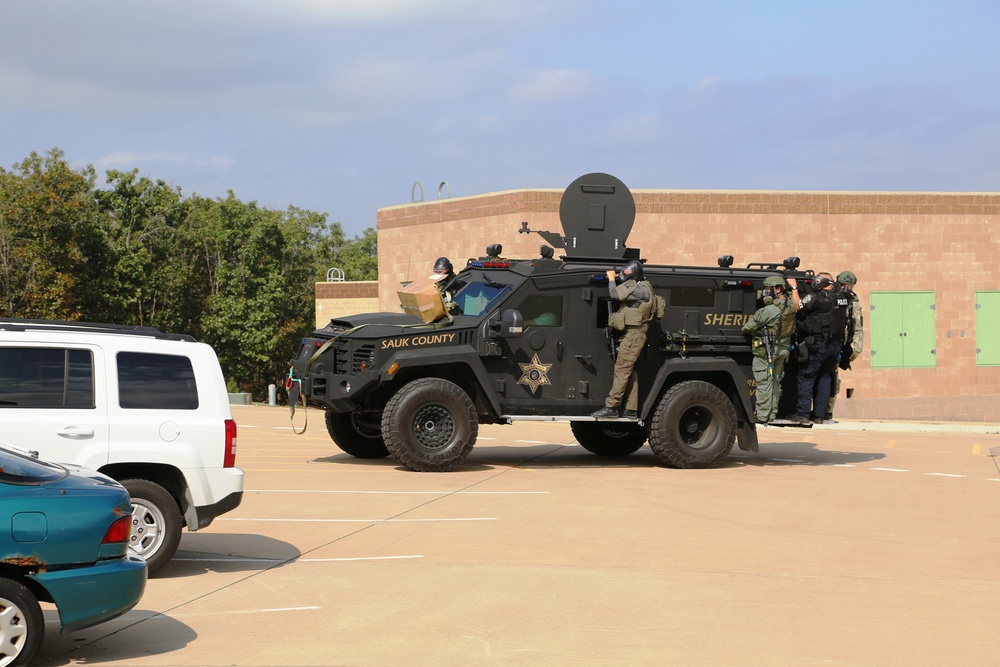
[648,380,737,468]
[122,479,183,575]
[325,410,390,458]
[382,378,478,472]
[570,421,646,456]
[0,577,43,667]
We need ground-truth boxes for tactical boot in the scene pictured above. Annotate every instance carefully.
[623,409,638,419]
[591,407,619,419]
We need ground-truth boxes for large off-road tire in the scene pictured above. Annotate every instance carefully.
[382,378,478,472]
[570,421,646,457]
[122,478,183,575]
[0,577,43,667]
[648,381,737,469]
[326,410,390,459]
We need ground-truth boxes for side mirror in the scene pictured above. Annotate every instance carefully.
[489,309,523,338]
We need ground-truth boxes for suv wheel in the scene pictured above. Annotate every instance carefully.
[122,479,183,575]
[648,380,737,468]
[325,410,390,458]
[570,421,645,456]
[0,577,43,667]
[382,378,478,472]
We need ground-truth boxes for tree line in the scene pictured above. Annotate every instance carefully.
[0,148,377,399]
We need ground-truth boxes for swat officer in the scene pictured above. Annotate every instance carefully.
[432,257,463,311]
[591,260,655,420]
[787,272,849,424]
[742,275,796,424]
[825,270,864,422]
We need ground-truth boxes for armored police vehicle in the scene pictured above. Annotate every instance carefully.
[288,173,813,472]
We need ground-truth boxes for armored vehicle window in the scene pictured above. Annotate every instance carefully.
[0,348,95,408]
[517,295,563,327]
[117,351,199,410]
[668,286,716,308]
[453,281,512,317]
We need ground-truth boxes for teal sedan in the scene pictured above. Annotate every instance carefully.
[0,445,147,666]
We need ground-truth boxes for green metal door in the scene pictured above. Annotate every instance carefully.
[976,291,1000,366]
[870,291,936,368]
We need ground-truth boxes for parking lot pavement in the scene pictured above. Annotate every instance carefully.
[38,405,1000,666]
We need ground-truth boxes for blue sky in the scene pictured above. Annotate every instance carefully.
[2,0,998,237]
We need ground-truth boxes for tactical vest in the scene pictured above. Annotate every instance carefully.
[777,297,797,339]
[800,289,848,340]
[615,280,654,327]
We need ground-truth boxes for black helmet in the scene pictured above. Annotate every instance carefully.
[812,275,832,290]
[620,260,644,282]
[433,257,453,275]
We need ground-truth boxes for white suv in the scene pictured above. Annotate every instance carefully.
[0,319,244,574]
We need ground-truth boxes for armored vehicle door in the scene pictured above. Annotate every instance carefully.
[483,274,611,416]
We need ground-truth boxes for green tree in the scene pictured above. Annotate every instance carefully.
[0,149,106,318]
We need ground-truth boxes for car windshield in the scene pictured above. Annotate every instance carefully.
[452,280,512,317]
[0,445,69,485]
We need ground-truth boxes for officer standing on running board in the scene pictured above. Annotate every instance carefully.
[825,270,864,422]
[787,272,849,424]
[742,275,796,424]
[591,260,655,420]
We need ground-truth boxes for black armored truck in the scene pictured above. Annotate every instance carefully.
[288,173,814,472]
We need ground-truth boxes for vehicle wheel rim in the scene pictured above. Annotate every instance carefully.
[129,500,165,559]
[679,406,713,447]
[0,598,28,664]
[411,405,455,449]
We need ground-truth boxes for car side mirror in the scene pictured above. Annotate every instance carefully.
[489,309,523,338]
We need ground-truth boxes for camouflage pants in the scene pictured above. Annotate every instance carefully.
[752,346,789,421]
[605,324,648,411]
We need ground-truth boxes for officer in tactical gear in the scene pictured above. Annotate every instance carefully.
[825,270,864,422]
[788,272,850,424]
[432,257,464,312]
[742,275,796,424]
[591,260,655,420]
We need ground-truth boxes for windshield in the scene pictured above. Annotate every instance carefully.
[453,280,512,317]
[0,444,69,485]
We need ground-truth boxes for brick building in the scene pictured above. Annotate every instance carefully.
[323,183,1000,422]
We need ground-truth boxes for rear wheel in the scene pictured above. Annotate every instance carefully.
[122,478,183,575]
[326,410,390,458]
[648,381,737,468]
[0,577,43,667]
[382,378,478,472]
[570,421,646,457]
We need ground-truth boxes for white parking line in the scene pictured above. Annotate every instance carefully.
[173,555,423,563]
[220,517,497,522]
[926,472,966,478]
[247,489,548,494]
[871,467,909,472]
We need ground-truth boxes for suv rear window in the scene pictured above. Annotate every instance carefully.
[0,348,95,408]
[117,352,199,410]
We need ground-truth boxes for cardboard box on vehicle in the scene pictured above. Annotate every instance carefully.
[397,274,447,323]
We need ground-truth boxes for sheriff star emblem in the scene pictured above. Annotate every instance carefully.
[517,354,552,394]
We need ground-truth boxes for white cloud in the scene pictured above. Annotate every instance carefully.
[508,69,596,104]
[91,151,235,171]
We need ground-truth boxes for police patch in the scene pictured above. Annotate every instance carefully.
[517,354,552,394]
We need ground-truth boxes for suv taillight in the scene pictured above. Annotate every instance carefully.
[103,515,132,544]
[224,418,237,467]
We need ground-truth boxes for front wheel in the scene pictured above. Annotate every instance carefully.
[122,478,183,575]
[382,378,478,472]
[326,410,390,458]
[0,577,43,667]
[648,381,737,468]
[571,421,646,456]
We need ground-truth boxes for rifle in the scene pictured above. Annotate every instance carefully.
[761,326,775,377]
[605,301,617,360]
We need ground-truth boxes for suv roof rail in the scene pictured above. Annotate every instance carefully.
[0,318,198,342]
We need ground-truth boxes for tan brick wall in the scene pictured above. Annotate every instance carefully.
[314,281,378,328]
[373,188,1000,422]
